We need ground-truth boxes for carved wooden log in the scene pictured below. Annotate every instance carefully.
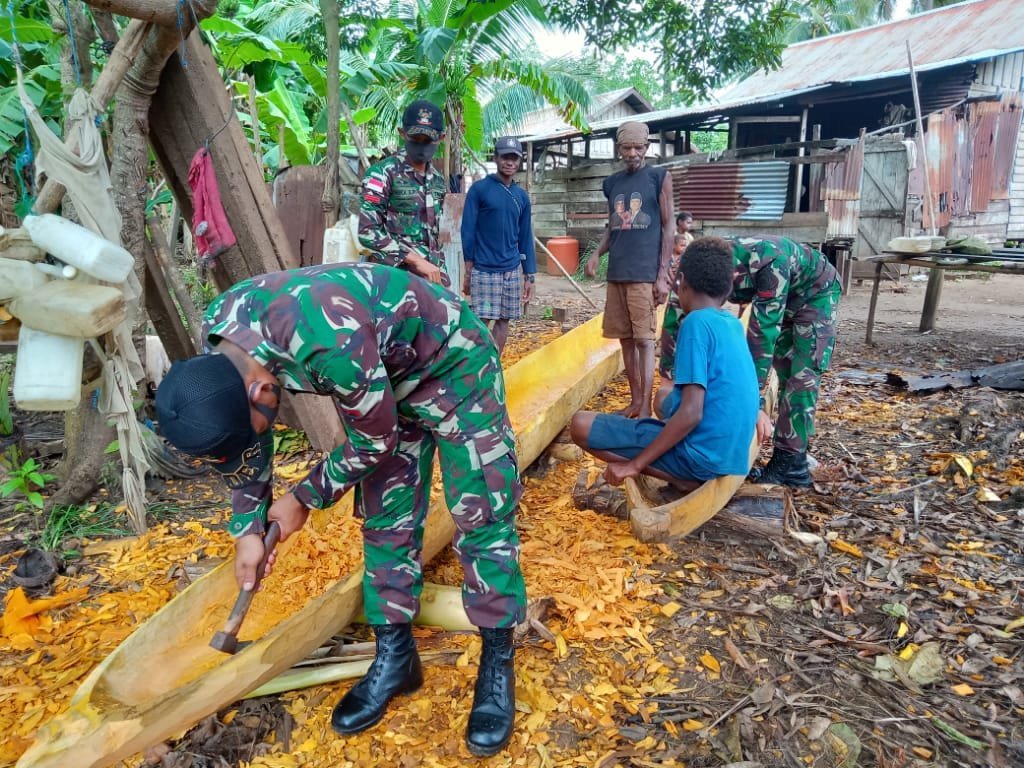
[15,314,623,768]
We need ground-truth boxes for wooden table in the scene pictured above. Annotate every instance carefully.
[858,251,1024,344]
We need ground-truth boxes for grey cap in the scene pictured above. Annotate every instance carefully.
[495,136,524,157]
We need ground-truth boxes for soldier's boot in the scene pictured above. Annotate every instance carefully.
[331,623,422,734]
[466,627,516,757]
[751,448,812,488]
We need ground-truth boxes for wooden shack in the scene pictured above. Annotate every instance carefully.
[521,0,1024,283]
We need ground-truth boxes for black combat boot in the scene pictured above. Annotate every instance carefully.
[750,448,812,487]
[331,623,422,734]
[466,627,516,756]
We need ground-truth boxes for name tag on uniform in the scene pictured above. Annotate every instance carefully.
[425,193,434,210]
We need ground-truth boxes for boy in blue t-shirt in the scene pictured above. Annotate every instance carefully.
[570,237,762,489]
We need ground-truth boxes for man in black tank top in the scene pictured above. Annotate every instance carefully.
[585,121,674,419]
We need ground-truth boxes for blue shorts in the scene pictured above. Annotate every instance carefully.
[587,414,716,483]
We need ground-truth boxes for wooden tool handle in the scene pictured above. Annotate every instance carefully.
[220,522,281,636]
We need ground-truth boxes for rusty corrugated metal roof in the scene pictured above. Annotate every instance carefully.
[523,0,1023,147]
[671,161,790,221]
[719,0,1024,105]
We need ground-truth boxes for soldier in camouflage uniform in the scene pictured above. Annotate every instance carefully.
[728,236,840,487]
[359,100,450,287]
[658,212,695,378]
[656,235,839,486]
[155,263,525,756]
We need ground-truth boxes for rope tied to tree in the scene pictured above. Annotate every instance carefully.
[175,0,201,69]
[59,0,82,86]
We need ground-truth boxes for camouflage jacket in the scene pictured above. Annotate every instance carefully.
[728,236,840,387]
[203,263,511,537]
[358,153,448,279]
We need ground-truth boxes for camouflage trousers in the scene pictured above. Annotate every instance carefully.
[772,279,840,454]
[356,412,527,630]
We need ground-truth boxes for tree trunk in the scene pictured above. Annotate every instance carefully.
[52,12,216,513]
[319,0,341,228]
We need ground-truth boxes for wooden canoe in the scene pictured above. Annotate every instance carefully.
[626,369,779,543]
[16,315,623,768]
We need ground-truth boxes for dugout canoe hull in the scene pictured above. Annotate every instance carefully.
[625,369,780,542]
[16,315,623,768]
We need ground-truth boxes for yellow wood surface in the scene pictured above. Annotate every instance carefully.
[16,315,623,768]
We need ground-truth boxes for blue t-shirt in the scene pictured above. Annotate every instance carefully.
[661,307,759,476]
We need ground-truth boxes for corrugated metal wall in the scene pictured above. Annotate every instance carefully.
[823,136,865,240]
[670,161,790,221]
[924,93,1023,233]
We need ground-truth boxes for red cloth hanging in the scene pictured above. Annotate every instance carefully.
[188,148,236,262]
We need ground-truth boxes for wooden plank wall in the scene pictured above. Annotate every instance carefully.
[531,162,615,262]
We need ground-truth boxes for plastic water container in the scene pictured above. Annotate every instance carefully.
[12,325,84,411]
[0,257,49,301]
[322,220,360,265]
[22,214,134,283]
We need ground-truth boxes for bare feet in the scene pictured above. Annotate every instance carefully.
[616,403,642,418]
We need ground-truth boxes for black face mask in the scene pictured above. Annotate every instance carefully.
[404,140,438,165]
[248,382,281,425]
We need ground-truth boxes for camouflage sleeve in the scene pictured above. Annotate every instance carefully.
[227,458,272,538]
[358,163,405,268]
[747,258,790,391]
[291,342,399,509]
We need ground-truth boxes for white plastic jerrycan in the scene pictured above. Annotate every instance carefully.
[22,214,134,283]
[13,325,84,411]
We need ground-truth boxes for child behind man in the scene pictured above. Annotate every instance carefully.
[570,237,760,489]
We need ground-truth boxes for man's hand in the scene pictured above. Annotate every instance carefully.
[462,264,473,296]
[523,277,535,304]
[406,252,442,284]
[234,533,267,592]
[755,409,774,445]
[654,275,670,305]
[584,252,600,278]
[604,460,641,486]
[268,492,309,541]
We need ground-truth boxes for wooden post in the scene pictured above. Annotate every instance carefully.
[148,33,341,451]
[792,107,808,213]
[907,41,941,331]
[865,261,884,345]
[525,141,533,192]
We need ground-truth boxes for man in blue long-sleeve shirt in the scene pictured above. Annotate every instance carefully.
[461,136,537,354]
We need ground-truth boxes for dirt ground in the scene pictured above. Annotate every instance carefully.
[531,266,1022,368]
[1,266,1022,768]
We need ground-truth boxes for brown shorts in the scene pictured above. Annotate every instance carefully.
[602,282,657,340]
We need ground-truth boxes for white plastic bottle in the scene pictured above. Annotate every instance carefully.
[13,325,84,411]
[22,214,134,283]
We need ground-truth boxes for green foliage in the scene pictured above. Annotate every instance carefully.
[573,244,607,282]
[0,369,13,438]
[38,503,128,554]
[273,428,310,460]
[183,265,219,310]
[0,454,55,512]
[547,0,796,103]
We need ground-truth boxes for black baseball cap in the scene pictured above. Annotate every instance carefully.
[155,354,272,489]
[495,136,524,157]
[402,100,444,142]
